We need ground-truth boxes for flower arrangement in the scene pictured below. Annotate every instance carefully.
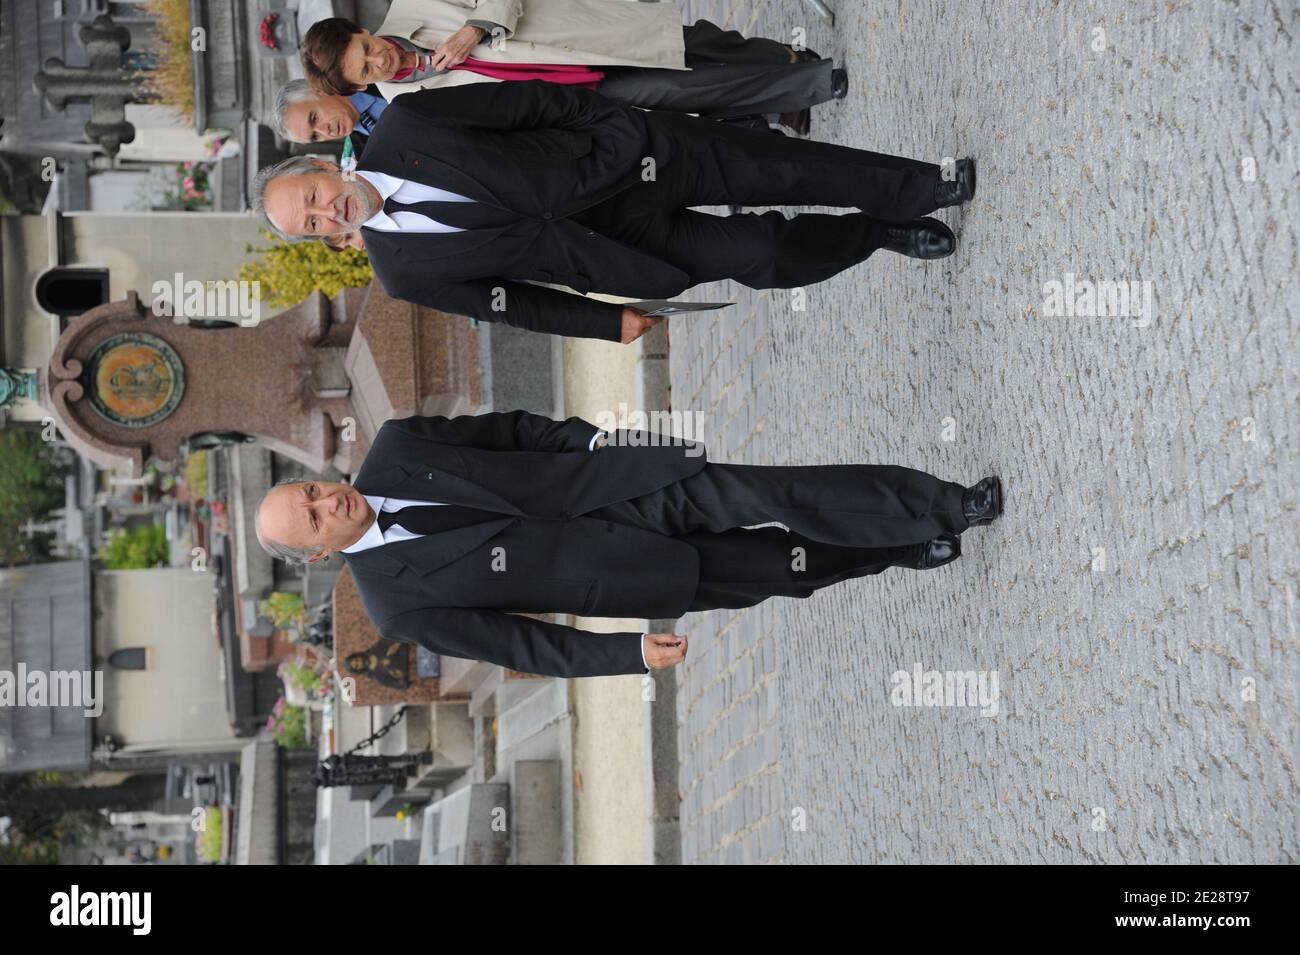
[98,524,169,570]
[160,161,213,210]
[260,591,306,629]
[206,135,231,160]
[280,660,321,695]
[265,696,309,748]
[259,14,280,51]
[278,658,334,708]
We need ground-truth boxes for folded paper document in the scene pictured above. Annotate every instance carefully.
[629,300,734,317]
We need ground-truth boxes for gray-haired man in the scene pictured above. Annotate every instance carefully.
[254,409,1003,679]
[250,82,975,343]
[269,79,387,147]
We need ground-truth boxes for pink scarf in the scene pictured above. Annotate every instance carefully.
[388,42,605,89]
[454,57,604,88]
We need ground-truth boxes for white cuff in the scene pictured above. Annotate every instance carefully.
[588,430,607,451]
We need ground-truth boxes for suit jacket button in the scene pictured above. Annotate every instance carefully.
[543,212,553,220]
[424,472,434,479]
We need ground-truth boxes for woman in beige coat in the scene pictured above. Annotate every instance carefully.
[303,0,846,134]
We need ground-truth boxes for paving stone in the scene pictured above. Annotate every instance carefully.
[671,0,1297,864]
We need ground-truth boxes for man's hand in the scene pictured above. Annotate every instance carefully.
[431,25,487,70]
[621,307,664,344]
[643,633,688,669]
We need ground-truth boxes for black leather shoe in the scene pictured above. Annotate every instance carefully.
[720,114,770,132]
[877,217,955,259]
[934,157,976,207]
[831,68,848,99]
[912,533,961,570]
[962,476,1003,526]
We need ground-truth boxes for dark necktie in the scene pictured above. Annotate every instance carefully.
[382,196,515,230]
[376,502,502,538]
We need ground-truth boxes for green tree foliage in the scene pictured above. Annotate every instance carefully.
[265,697,309,749]
[197,806,223,863]
[239,230,373,311]
[259,591,305,628]
[0,770,128,863]
[0,429,71,566]
[98,524,169,570]
[184,450,209,500]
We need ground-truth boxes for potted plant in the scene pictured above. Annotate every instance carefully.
[264,696,309,749]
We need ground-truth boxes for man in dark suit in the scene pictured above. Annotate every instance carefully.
[250,81,976,344]
[254,411,1003,679]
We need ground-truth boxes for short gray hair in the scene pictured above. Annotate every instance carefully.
[254,477,318,564]
[249,155,335,244]
[270,79,321,140]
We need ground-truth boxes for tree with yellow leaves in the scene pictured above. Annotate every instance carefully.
[239,230,374,311]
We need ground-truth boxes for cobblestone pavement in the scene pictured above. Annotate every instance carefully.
[668,0,1298,864]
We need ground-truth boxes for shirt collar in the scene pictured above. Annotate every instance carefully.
[386,35,420,53]
[341,494,388,553]
[356,168,400,199]
[355,170,400,229]
[384,36,428,82]
[349,89,378,110]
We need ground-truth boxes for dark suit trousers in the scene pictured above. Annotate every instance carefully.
[681,528,919,612]
[596,20,836,117]
[587,461,969,610]
[679,18,801,67]
[570,115,943,290]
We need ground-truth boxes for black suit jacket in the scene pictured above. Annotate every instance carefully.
[357,81,692,342]
[341,411,707,678]
[347,130,368,161]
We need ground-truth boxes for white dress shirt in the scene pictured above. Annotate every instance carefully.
[355,168,475,233]
[340,430,650,669]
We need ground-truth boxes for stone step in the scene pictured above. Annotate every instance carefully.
[372,839,422,865]
[437,656,497,698]
[509,759,562,865]
[418,782,510,865]
[492,677,548,719]
[348,843,387,865]
[468,666,504,717]
[473,714,496,782]
[372,703,431,757]
[431,701,475,767]
[347,783,385,802]
[405,763,464,793]
[369,783,433,819]
[496,678,568,756]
